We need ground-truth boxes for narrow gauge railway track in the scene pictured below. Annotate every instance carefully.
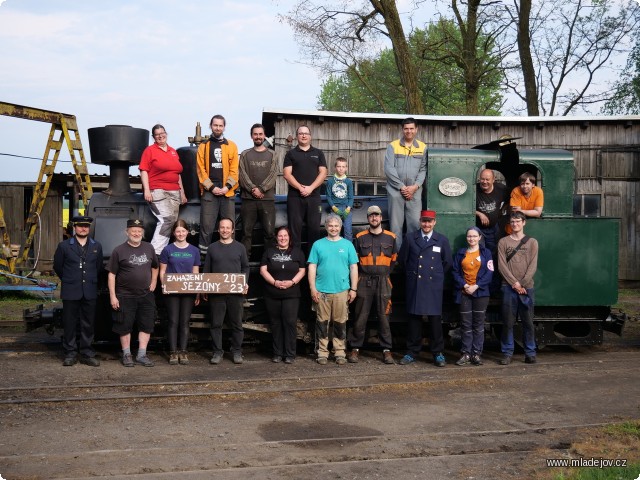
[0,421,618,480]
[0,352,635,405]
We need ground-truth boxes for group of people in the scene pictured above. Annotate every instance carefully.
[54,115,542,368]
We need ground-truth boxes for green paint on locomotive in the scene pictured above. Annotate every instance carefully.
[424,147,619,308]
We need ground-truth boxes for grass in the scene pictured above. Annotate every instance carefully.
[0,290,58,324]
[553,465,640,479]
[614,289,640,321]
[546,421,640,480]
[604,422,640,440]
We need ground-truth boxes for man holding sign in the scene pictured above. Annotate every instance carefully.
[202,218,250,365]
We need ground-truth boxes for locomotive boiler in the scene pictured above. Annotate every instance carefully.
[24,125,625,348]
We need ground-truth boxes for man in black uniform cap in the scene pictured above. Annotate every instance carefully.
[53,216,104,366]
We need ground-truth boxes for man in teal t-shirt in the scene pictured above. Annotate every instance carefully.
[308,213,358,365]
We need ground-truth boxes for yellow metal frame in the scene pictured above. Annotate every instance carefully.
[0,101,92,275]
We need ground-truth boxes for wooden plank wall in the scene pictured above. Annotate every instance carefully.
[0,184,62,273]
[270,115,639,280]
[0,185,25,251]
[37,187,63,272]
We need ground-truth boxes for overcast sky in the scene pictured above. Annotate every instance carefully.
[0,0,326,181]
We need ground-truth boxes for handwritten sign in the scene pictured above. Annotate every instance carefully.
[162,273,247,294]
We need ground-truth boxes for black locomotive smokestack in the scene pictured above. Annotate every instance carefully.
[87,125,149,195]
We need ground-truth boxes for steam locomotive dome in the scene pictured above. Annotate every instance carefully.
[88,125,149,166]
[86,125,150,257]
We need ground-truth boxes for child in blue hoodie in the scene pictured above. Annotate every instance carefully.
[326,157,354,241]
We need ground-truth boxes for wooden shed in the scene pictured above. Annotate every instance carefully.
[0,181,63,273]
[0,174,142,274]
[261,109,640,281]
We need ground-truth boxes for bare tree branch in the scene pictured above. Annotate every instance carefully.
[504,0,639,116]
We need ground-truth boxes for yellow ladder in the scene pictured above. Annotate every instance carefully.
[0,101,92,272]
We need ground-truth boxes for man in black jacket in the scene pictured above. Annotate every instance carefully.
[53,216,103,366]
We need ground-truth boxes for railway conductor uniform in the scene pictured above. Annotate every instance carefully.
[53,216,103,366]
[399,209,452,366]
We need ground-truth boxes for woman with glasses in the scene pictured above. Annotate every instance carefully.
[139,124,187,255]
[260,226,306,364]
[452,226,494,366]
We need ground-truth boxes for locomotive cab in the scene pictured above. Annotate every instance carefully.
[425,139,621,346]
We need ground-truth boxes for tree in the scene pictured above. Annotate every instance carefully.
[283,0,506,115]
[602,38,640,114]
[516,0,539,115]
[504,0,640,116]
[317,23,504,115]
[281,1,425,114]
[444,0,512,115]
[284,0,638,117]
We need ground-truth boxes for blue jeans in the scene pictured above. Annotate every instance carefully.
[500,286,536,357]
[479,223,500,253]
[342,212,353,241]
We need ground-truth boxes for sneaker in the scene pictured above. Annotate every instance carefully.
[233,353,244,364]
[284,357,294,364]
[455,353,471,366]
[383,350,395,365]
[79,356,100,367]
[399,354,416,365]
[317,357,328,365]
[169,353,179,365]
[272,356,282,363]
[524,355,537,364]
[178,352,189,365]
[136,355,155,367]
[335,356,347,365]
[210,352,223,365]
[347,349,359,363]
[122,352,135,367]
[499,355,512,365]
[471,354,483,366]
[433,353,446,367]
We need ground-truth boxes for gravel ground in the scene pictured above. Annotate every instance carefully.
[0,325,639,480]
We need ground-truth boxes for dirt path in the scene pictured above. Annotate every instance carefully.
[0,333,639,480]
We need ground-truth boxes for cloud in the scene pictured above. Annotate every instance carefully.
[0,1,321,181]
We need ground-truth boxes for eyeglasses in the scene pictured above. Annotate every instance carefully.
[297,132,310,136]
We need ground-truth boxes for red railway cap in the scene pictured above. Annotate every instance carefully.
[420,210,436,219]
